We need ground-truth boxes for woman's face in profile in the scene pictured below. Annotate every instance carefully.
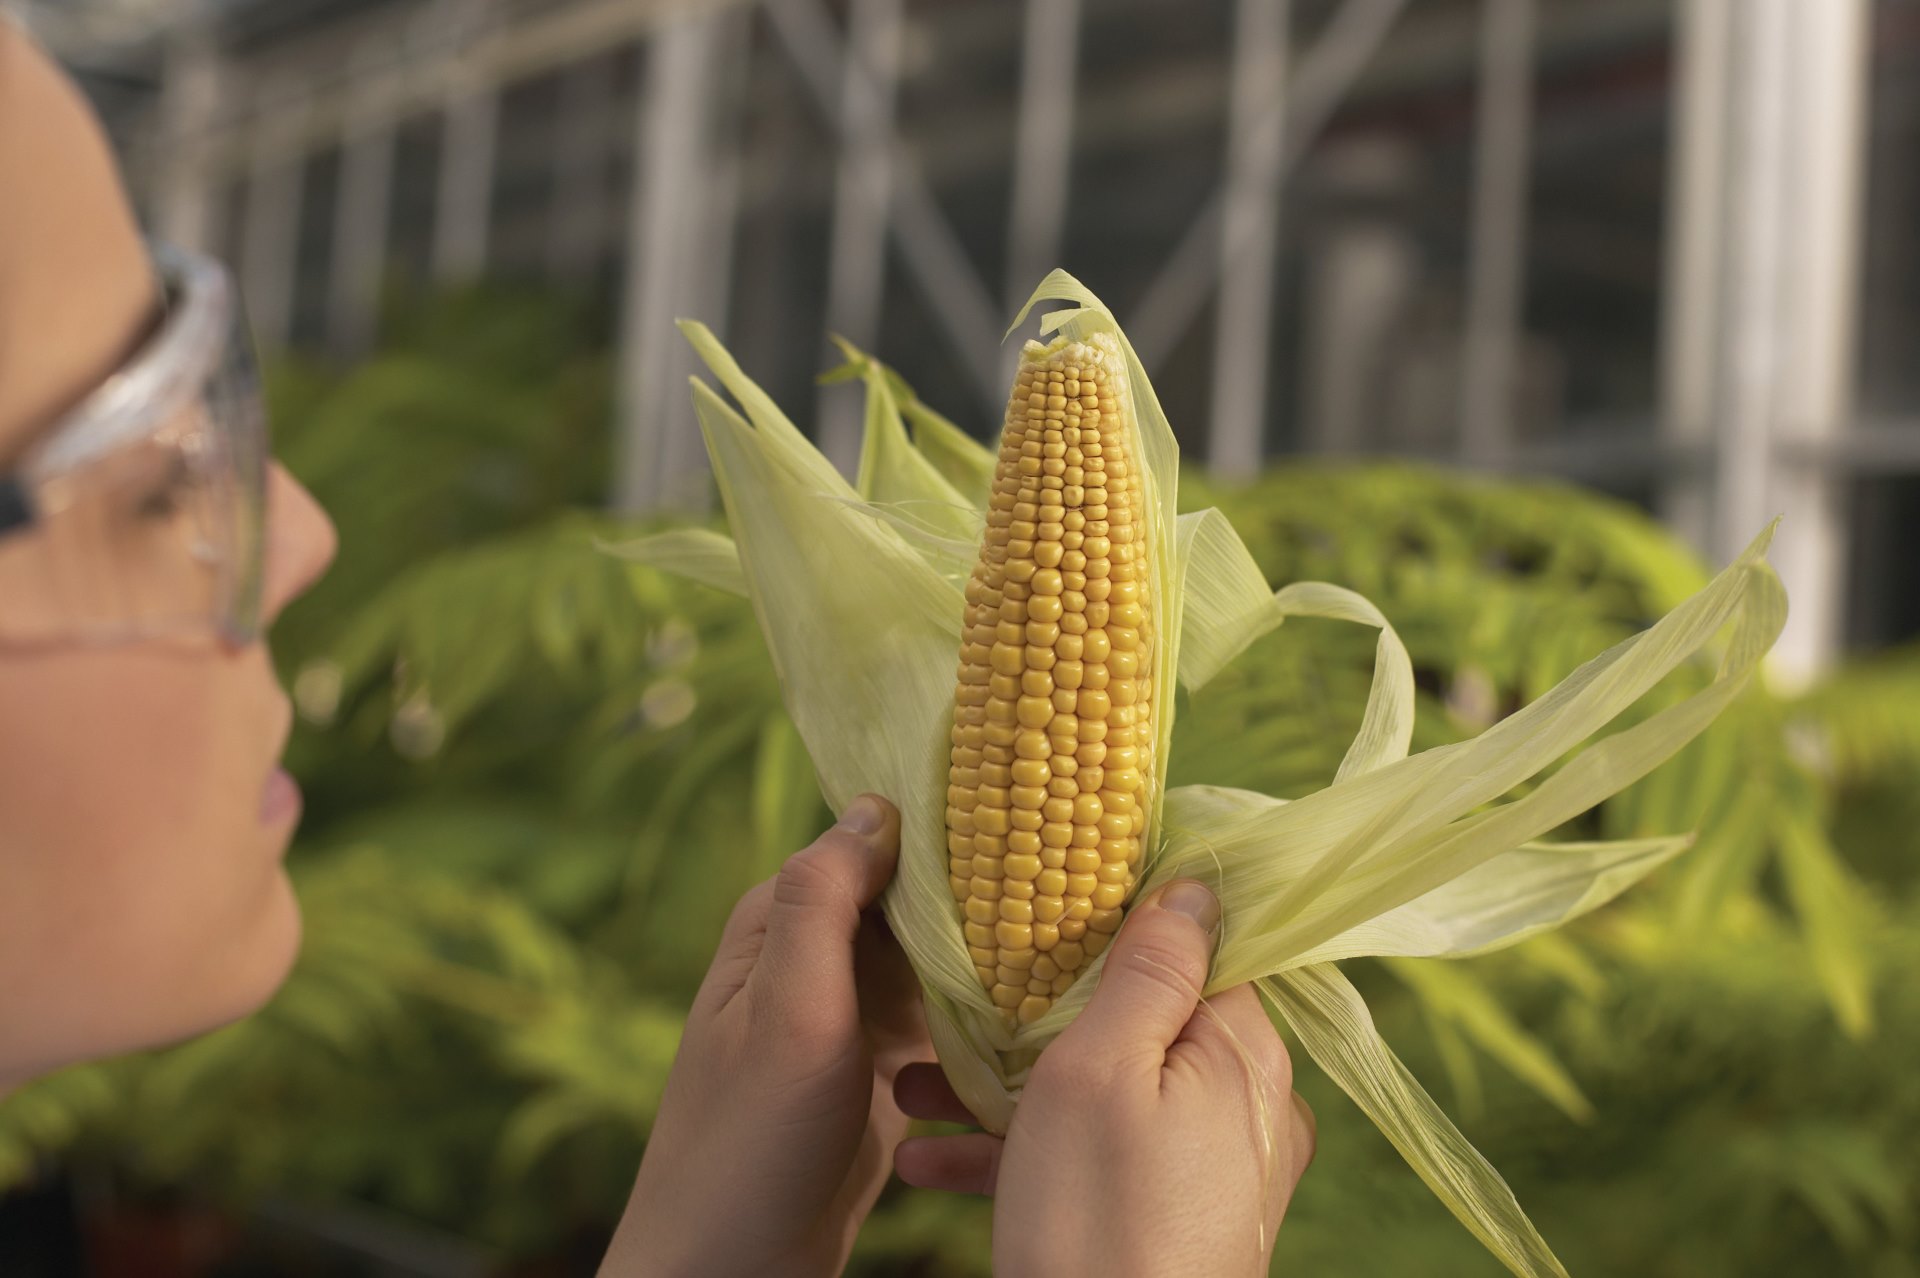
[0,26,337,1088]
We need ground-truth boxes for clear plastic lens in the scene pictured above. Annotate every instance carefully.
[0,413,224,645]
[0,274,268,649]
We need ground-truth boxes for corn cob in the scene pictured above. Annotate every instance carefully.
[945,333,1153,1026]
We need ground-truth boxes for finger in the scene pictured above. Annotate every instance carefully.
[691,879,776,1012]
[1168,983,1292,1096]
[758,795,901,994]
[1288,1091,1317,1191]
[894,1133,1003,1196]
[1052,880,1221,1068]
[893,1061,979,1125]
[857,912,931,1071]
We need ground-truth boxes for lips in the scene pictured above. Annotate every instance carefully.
[260,694,300,827]
[260,765,301,826]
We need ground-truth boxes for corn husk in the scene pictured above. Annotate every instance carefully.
[608,270,1786,1278]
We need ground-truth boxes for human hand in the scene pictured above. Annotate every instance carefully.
[602,795,926,1278]
[893,881,1315,1278]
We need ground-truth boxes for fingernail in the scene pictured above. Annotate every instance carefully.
[838,795,886,837]
[1160,880,1220,936]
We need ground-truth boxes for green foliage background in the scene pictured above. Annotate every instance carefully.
[2,291,1916,1275]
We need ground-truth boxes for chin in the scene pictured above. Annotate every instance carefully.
[168,868,305,1046]
[222,867,304,1023]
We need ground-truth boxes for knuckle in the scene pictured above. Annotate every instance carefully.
[772,838,856,911]
[1123,932,1208,1004]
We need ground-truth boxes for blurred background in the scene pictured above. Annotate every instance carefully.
[1,0,1917,1274]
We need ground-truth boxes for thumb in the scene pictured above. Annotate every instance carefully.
[1055,880,1221,1066]
[758,794,901,993]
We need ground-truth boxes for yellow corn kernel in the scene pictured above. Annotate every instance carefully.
[946,335,1153,1027]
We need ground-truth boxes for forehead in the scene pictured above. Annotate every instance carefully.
[0,23,160,470]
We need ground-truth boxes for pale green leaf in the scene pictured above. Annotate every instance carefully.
[599,528,747,598]
[1263,964,1571,1278]
[678,321,842,491]
[902,400,994,508]
[843,341,981,549]
[1293,834,1692,965]
[685,377,988,1023]
[1172,508,1414,778]
[1273,582,1416,781]
[1173,507,1280,690]
[1146,534,1784,990]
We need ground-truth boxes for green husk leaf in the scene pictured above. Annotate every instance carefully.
[1264,964,1572,1278]
[684,378,985,1020]
[821,336,996,508]
[901,400,995,510]
[598,528,746,598]
[1173,509,1413,775]
[1173,508,1280,690]
[1292,834,1693,964]
[839,338,983,551]
[1186,534,1782,989]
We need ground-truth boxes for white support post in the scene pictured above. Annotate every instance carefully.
[1004,0,1081,309]
[816,0,905,476]
[329,42,397,359]
[1740,0,1865,681]
[615,12,737,513]
[1208,0,1290,481]
[546,51,618,280]
[433,0,499,284]
[1658,0,1733,548]
[153,20,226,255]
[1458,0,1535,467]
[1662,0,1869,684]
[764,0,1006,416]
[239,93,308,356]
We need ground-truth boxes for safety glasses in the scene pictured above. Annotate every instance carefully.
[0,245,268,649]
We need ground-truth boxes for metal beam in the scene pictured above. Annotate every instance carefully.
[1208,0,1291,480]
[1129,0,1410,373]
[1458,0,1535,467]
[763,0,1006,416]
[816,0,906,475]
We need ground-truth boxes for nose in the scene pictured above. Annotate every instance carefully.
[259,462,337,628]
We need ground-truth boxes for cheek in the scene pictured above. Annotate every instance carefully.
[0,647,295,1072]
